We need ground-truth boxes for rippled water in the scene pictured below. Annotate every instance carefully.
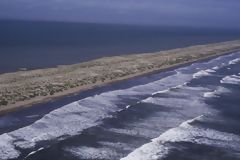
[0,51,240,160]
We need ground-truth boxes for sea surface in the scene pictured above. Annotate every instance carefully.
[0,51,240,160]
[0,20,240,73]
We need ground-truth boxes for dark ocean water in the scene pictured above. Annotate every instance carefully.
[0,20,240,73]
[1,20,240,160]
[0,51,240,160]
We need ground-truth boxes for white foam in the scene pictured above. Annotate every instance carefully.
[0,95,119,153]
[203,91,219,98]
[151,89,170,96]
[142,97,201,108]
[122,116,240,160]
[203,86,231,98]
[188,51,240,73]
[183,86,209,91]
[1,52,239,159]
[220,75,240,85]
[205,69,216,73]
[65,146,118,160]
[154,120,240,147]
[179,115,204,128]
[0,134,20,160]
[126,105,131,109]
[121,141,170,160]
[24,147,44,159]
[0,70,194,158]
[212,66,220,70]
[98,141,133,151]
[193,70,211,79]
[143,86,207,108]
[229,58,240,65]
[109,124,164,139]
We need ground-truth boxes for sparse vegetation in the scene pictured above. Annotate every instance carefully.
[0,100,8,106]
[0,40,240,109]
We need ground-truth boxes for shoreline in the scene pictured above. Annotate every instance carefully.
[1,40,240,116]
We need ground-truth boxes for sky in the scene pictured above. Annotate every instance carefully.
[0,0,240,29]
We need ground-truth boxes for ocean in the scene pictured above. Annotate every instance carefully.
[0,50,240,160]
[0,20,240,73]
[1,20,240,160]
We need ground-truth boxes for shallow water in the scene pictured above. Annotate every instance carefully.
[0,51,240,160]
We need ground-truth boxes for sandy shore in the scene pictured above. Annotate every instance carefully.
[1,40,240,115]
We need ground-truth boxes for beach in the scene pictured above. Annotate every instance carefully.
[1,40,240,160]
[0,40,240,115]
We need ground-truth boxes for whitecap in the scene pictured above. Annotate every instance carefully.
[212,66,220,70]
[151,89,170,96]
[0,134,20,160]
[1,52,239,159]
[0,70,193,158]
[193,70,211,79]
[220,75,240,85]
[122,116,240,160]
[126,105,131,109]
[203,92,219,98]
[205,69,216,73]
[24,147,44,159]
[203,86,231,98]
[98,141,134,152]
[229,58,240,65]
[65,146,118,160]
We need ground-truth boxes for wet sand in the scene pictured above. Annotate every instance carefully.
[0,40,240,115]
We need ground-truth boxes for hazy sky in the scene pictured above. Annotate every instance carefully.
[0,0,240,29]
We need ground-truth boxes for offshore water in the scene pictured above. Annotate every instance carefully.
[0,20,240,73]
[1,20,240,160]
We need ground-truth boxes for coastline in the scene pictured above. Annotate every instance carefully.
[1,40,240,116]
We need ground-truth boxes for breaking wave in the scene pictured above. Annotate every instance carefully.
[220,75,240,85]
[121,115,240,160]
[0,51,239,159]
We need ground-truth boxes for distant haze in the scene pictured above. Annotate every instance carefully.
[0,0,240,29]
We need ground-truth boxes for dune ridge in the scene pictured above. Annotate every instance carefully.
[0,40,240,115]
